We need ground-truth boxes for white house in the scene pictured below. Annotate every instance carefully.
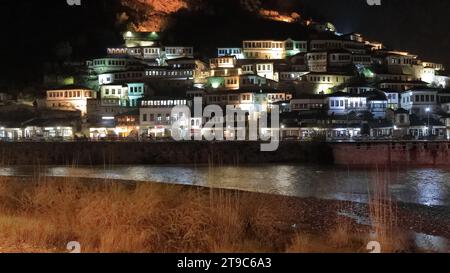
[46,86,96,116]
[279,71,309,82]
[242,40,285,60]
[86,98,131,123]
[126,83,145,107]
[141,47,162,60]
[352,54,372,66]
[327,92,368,116]
[400,87,439,118]
[301,72,353,94]
[309,39,367,54]
[88,57,145,75]
[164,47,194,60]
[240,62,278,81]
[284,39,308,57]
[367,91,388,119]
[422,62,445,71]
[210,56,237,69]
[290,94,327,111]
[328,50,352,67]
[343,84,375,94]
[217,48,244,59]
[377,80,428,92]
[145,59,208,88]
[381,90,401,110]
[107,44,193,63]
[98,71,145,85]
[140,98,190,138]
[306,52,328,72]
[100,85,129,107]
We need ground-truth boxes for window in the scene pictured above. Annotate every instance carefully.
[142,114,147,122]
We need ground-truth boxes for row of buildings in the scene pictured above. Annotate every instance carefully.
[2,30,450,141]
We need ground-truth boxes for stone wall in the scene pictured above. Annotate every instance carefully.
[330,142,450,167]
[0,141,333,165]
[2,141,450,166]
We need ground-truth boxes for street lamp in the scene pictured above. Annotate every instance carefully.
[426,107,431,137]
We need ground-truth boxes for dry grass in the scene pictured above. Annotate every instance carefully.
[366,169,412,253]
[0,175,415,253]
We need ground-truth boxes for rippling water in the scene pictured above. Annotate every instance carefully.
[1,164,449,207]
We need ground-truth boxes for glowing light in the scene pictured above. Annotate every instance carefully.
[258,9,299,24]
[149,32,160,40]
[359,67,375,78]
[208,77,224,89]
[325,22,336,32]
[62,77,75,86]
[121,0,188,32]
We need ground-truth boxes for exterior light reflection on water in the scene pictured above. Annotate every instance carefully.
[0,165,449,207]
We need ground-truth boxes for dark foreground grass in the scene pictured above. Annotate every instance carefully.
[0,176,446,253]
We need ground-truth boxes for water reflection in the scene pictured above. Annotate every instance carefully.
[0,165,449,206]
[415,233,450,252]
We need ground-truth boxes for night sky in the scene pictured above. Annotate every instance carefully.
[297,0,450,67]
[1,0,449,87]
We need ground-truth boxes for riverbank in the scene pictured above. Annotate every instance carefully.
[330,141,450,166]
[1,141,450,166]
[0,141,333,165]
[0,176,448,253]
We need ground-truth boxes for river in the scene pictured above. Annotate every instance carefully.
[0,164,449,207]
